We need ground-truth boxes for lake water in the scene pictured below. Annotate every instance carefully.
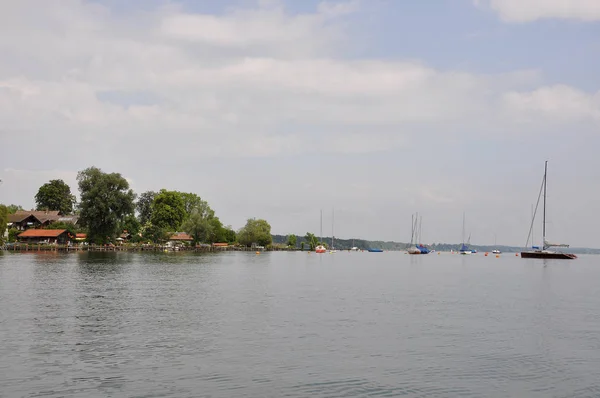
[1,251,600,397]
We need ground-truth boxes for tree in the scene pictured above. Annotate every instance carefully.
[286,234,297,248]
[118,214,141,237]
[304,232,318,250]
[223,225,237,244]
[6,204,24,214]
[0,205,8,243]
[182,208,213,244]
[140,221,169,243]
[150,190,186,231]
[178,192,214,220]
[237,218,272,247]
[35,179,76,214]
[77,167,136,244]
[136,191,156,225]
[46,221,78,237]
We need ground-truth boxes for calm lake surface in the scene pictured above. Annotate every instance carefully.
[1,251,600,397]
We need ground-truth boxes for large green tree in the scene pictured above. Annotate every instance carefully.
[237,218,272,247]
[35,179,76,214]
[150,189,186,231]
[0,205,8,243]
[182,208,213,244]
[178,192,214,220]
[136,191,156,225]
[77,167,136,244]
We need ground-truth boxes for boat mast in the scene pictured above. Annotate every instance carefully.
[410,213,414,246]
[331,207,334,249]
[462,212,465,245]
[419,215,423,245]
[543,161,547,250]
[320,209,323,245]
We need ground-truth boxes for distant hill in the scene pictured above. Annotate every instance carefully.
[272,234,600,254]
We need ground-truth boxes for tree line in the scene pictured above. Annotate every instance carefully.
[1,166,272,247]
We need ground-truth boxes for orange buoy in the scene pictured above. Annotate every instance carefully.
[496,254,500,258]
[256,251,260,255]
[485,252,488,256]
[515,253,519,256]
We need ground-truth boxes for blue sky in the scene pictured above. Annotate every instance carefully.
[1,0,599,247]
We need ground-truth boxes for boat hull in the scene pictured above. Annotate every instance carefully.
[368,249,383,253]
[520,251,577,259]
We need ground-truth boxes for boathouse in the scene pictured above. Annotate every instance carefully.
[18,229,72,245]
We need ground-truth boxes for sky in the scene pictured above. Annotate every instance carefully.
[0,0,599,247]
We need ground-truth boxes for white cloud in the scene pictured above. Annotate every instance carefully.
[481,0,600,22]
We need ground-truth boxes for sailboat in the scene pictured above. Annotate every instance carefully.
[407,213,421,254]
[459,213,472,255]
[492,234,501,254]
[521,161,577,260]
[416,215,430,254]
[329,208,337,253]
[315,209,327,254]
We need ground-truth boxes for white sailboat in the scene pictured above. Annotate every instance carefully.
[315,209,326,254]
[492,233,501,254]
[407,213,421,254]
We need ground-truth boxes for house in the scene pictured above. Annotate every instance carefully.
[8,210,61,231]
[212,242,229,249]
[18,229,72,245]
[170,232,193,242]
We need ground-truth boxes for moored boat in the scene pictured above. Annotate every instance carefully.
[520,161,577,260]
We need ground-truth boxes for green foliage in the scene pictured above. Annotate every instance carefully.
[304,232,318,250]
[150,189,186,231]
[178,192,214,220]
[136,191,156,225]
[77,167,136,244]
[237,218,272,247]
[223,226,237,244]
[35,179,76,214]
[182,208,213,244]
[300,241,305,251]
[286,234,297,247]
[8,228,20,242]
[0,205,8,243]
[6,204,24,214]
[119,214,141,236]
[46,221,78,237]
[140,221,169,243]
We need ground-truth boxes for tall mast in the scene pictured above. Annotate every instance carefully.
[320,209,323,244]
[331,207,334,249]
[462,212,465,245]
[419,215,423,244]
[410,213,414,245]
[543,161,547,249]
[531,204,534,247]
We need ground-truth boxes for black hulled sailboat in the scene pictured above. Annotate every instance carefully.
[521,161,577,260]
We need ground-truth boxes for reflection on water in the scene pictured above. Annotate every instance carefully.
[1,251,600,397]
